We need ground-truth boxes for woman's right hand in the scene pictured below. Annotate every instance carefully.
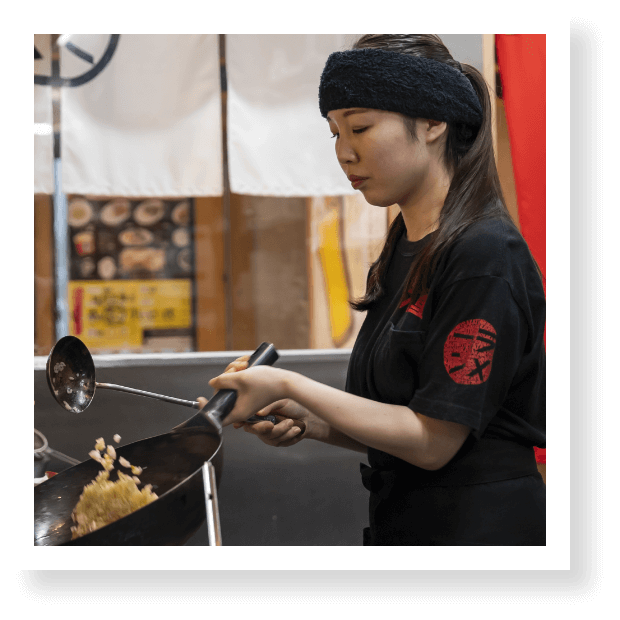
[235,398,318,447]
[223,355,323,447]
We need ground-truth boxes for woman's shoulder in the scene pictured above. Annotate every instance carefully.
[437,216,535,286]
[454,216,522,254]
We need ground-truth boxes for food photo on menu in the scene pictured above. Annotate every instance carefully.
[68,197,192,280]
[67,196,195,353]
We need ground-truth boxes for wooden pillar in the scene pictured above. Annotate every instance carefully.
[482,34,521,230]
[194,196,227,351]
[496,98,520,229]
[229,193,257,350]
[482,34,498,163]
[34,194,55,355]
[483,33,519,229]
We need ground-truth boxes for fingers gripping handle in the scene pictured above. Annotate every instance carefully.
[202,342,279,429]
[274,415,307,437]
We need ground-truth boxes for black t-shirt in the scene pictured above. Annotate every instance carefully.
[345,216,546,484]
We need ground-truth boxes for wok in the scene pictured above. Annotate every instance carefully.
[34,341,278,546]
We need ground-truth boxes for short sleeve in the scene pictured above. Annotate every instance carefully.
[409,275,527,439]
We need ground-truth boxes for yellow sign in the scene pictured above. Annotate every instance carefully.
[68,279,192,351]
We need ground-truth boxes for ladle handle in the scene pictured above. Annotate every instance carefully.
[95,382,276,424]
[95,383,198,409]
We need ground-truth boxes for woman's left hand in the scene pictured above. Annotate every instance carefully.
[203,366,289,426]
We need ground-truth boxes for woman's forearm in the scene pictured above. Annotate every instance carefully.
[282,370,434,469]
[311,421,369,453]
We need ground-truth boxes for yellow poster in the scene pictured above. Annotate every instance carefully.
[68,279,192,352]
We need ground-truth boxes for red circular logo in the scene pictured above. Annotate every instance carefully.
[443,319,496,385]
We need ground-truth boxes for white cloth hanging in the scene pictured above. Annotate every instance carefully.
[226,34,361,197]
[60,34,222,197]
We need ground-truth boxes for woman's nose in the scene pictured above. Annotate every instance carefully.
[336,140,357,165]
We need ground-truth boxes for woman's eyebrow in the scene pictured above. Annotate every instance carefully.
[326,108,371,123]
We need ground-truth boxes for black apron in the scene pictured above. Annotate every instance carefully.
[360,437,546,546]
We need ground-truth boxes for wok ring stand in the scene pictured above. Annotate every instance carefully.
[203,461,222,546]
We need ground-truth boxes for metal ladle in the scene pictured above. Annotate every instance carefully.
[46,335,275,423]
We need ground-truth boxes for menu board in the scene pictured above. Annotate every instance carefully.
[68,196,194,281]
[66,196,196,353]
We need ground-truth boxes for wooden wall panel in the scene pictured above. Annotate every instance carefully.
[34,194,55,355]
[230,195,309,350]
[252,196,309,349]
[194,196,227,351]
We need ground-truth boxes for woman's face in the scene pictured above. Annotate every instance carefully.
[326,108,439,208]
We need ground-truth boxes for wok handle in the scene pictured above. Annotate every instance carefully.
[201,342,279,430]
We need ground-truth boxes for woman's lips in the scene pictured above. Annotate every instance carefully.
[349,176,368,189]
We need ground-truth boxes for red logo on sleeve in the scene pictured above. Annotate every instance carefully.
[444,319,496,384]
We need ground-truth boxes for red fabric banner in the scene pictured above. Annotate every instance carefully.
[495,34,546,465]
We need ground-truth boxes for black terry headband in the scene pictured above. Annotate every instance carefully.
[319,48,483,128]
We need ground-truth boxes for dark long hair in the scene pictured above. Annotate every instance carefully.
[349,34,531,311]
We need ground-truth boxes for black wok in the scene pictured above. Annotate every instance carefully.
[34,342,278,546]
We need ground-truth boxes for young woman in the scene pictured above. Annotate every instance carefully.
[201,34,546,546]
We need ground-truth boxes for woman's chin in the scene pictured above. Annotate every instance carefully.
[358,190,392,208]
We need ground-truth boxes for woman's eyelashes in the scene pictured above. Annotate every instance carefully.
[330,127,369,139]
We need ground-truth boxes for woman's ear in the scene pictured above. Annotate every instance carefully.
[423,119,448,144]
